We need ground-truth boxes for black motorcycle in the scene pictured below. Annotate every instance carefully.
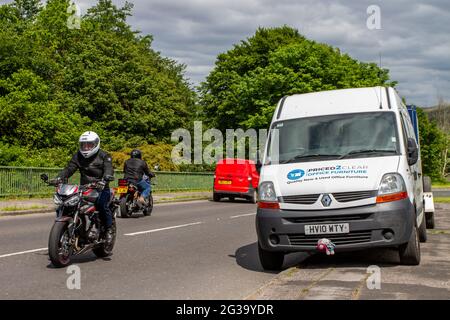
[40,174,118,268]
[116,177,154,218]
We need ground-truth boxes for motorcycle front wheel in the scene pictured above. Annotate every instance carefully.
[48,221,73,268]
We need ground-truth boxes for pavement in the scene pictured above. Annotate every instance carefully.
[247,202,450,300]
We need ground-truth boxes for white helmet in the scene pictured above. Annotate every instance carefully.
[79,131,100,158]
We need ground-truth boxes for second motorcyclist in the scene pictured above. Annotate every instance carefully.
[123,149,155,206]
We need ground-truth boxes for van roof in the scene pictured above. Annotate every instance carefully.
[274,87,401,122]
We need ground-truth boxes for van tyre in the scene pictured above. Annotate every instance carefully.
[249,190,257,204]
[258,242,284,271]
[426,212,435,229]
[399,224,421,265]
[418,212,427,243]
[213,193,221,202]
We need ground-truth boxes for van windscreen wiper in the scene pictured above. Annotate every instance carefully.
[281,154,341,164]
[339,149,397,159]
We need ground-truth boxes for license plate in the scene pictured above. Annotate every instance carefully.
[116,187,128,194]
[304,223,349,235]
[218,180,232,185]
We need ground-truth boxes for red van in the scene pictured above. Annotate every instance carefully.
[213,158,260,203]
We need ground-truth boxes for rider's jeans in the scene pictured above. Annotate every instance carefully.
[137,179,151,199]
[96,188,113,228]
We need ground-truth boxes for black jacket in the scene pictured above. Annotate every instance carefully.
[59,150,114,185]
[123,158,155,184]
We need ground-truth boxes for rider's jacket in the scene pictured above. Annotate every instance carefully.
[59,150,114,185]
[123,158,155,184]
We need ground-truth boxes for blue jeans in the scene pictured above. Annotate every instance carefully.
[137,179,151,199]
[96,188,113,228]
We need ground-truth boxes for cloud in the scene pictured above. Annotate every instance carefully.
[1,0,449,106]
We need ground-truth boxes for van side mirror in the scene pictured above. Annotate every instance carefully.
[407,138,419,166]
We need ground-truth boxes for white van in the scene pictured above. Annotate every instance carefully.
[256,87,434,270]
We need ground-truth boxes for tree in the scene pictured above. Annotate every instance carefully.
[200,26,396,131]
[417,108,448,180]
[0,0,195,167]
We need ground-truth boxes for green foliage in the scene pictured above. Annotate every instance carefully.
[110,143,179,171]
[200,26,396,131]
[0,0,194,167]
[417,108,448,180]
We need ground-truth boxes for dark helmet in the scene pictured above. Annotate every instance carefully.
[130,149,142,159]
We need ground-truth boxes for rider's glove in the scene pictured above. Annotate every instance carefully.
[96,180,106,190]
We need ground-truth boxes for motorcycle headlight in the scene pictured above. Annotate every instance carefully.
[64,194,80,207]
[378,173,405,195]
[258,181,277,202]
[53,194,63,205]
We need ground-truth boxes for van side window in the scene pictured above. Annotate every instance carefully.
[399,113,410,153]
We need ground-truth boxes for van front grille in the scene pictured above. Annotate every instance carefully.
[332,191,377,202]
[288,231,372,246]
[280,194,320,205]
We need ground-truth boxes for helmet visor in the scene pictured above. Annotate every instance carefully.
[80,139,99,152]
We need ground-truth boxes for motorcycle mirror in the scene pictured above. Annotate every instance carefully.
[40,173,48,182]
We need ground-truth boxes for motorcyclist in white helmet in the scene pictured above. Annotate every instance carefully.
[58,131,115,243]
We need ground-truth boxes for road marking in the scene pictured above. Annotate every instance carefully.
[124,222,203,236]
[0,247,47,259]
[230,213,256,219]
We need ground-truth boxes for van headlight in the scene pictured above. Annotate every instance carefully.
[377,173,408,203]
[378,173,405,195]
[259,182,277,202]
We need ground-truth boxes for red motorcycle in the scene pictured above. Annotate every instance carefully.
[40,174,118,268]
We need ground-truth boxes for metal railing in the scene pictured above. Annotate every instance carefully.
[0,166,214,197]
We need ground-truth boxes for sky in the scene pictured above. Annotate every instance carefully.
[3,0,450,107]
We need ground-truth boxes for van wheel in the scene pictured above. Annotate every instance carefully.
[426,212,435,229]
[229,196,235,202]
[258,242,284,271]
[418,212,427,243]
[249,190,257,204]
[399,224,421,265]
[213,193,221,202]
[423,176,432,192]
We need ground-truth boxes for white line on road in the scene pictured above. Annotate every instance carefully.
[124,222,203,236]
[230,213,256,219]
[0,247,47,259]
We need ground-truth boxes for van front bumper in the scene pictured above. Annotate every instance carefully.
[256,198,415,253]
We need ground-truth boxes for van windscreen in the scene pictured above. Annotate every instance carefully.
[266,112,400,164]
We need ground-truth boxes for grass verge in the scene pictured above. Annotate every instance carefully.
[0,205,47,212]
[434,197,450,203]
